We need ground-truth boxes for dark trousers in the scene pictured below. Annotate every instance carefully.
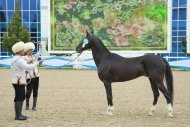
[12,84,25,102]
[26,77,39,99]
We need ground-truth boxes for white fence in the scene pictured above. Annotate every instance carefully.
[1,55,190,70]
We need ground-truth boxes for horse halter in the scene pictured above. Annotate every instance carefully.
[82,32,93,49]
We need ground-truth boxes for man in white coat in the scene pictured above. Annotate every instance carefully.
[24,42,42,111]
[11,41,43,120]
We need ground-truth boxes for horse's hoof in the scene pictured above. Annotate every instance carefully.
[106,111,113,116]
[148,110,155,116]
[109,106,114,111]
[167,112,174,118]
[148,112,153,116]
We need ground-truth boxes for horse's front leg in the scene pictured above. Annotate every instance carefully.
[103,80,114,116]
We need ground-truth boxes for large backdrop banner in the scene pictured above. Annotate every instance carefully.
[50,0,170,51]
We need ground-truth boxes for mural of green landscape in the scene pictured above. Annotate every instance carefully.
[51,0,168,51]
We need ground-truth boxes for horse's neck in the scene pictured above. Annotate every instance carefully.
[91,38,110,66]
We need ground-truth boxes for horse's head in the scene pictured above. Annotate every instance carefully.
[76,31,94,53]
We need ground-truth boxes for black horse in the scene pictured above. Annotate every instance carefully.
[76,31,174,117]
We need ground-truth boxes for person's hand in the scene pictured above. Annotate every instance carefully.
[38,41,42,48]
[39,60,43,65]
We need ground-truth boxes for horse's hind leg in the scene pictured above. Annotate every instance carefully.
[103,80,114,116]
[156,83,173,117]
[148,78,160,116]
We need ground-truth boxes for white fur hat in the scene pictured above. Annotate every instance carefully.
[12,41,25,54]
[24,42,35,52]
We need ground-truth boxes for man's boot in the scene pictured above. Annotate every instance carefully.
[25,98,29,110]
[32,97,37,111]
[14,102,27,120]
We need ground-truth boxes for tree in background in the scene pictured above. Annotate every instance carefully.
[2,1,30,54]
[181,37,190,56]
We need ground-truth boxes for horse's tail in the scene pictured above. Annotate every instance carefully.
[163,58,174,105]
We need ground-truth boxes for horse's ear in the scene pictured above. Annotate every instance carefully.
[86,30,90,37]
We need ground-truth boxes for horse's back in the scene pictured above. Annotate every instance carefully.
[100,53,146,82]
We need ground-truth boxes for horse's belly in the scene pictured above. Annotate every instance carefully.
[111,65,146,82]
[112,74,141,82]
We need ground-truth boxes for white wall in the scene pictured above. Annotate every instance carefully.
[187,0,190,53]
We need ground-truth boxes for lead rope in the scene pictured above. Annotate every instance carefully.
[26,71,32,85]
[58,53,82,67]
[25,56,34,85]
[41,52,82,68]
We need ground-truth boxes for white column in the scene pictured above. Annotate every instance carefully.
[167,0,172,53]
[187,0,190,53]
[40,0,51,52]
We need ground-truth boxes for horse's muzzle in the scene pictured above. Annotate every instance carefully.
[76,49,83,53]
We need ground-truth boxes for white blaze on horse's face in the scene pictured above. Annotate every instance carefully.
[82,38,89,49]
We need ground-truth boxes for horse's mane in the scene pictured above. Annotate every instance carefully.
[90,35,102,43]
[90,35,110,52]
[91,35,109,52]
